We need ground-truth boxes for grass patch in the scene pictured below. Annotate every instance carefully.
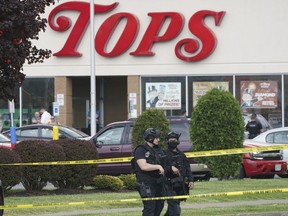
[3,178,288,216]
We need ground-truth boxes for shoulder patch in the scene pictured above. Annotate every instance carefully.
[145,151,150,158]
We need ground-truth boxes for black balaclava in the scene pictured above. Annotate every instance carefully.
[167,140,179,149]
[166,131,181,149]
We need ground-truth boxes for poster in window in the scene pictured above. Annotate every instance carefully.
[240,81,278,109]
[145,82,181,109]
[193,82,229,107]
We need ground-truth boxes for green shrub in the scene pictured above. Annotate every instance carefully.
[49,139,98,189]
[190,88,244,180]
[119,174,136,190]
[0,148,22,191]
[132,108,170,148]
[92,175,123,191]
[14,140,66,191]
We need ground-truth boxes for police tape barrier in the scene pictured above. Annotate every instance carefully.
[0,188,288,210]
[184,144,288,158]
[1,144,288,166]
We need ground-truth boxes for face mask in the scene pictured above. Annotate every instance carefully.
[167,140,179,149]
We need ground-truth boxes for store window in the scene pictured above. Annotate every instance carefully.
[141,77,186,116]
[235,75,282,129]
[284,75,288,127]
[188,76,233,117]
[0,78,54,130]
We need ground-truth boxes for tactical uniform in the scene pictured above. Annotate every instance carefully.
[246,114,263,139]
[163,132,194,216]
[133,128,166,216]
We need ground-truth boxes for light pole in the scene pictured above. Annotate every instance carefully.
[90,0,96,136]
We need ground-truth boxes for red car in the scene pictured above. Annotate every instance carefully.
[0,133,12,149]
[240,140,287,178]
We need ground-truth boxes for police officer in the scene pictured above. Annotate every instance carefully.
[246,113,263,139]
[133,128,165,216]
[163,131,194,216]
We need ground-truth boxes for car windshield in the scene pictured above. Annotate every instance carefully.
[243,113,272,130]
[169,121,190,142]
[59,126,89,138]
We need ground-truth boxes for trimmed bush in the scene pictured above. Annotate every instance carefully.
[49,139,98,189]
[132,108,170,148]
[0,148,22,191]
[14,140,66,191]
[92,175,123,191]
[119,174,136,190]
[190,88,244,180]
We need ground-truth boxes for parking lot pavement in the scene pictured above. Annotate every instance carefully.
[33,199,288,216]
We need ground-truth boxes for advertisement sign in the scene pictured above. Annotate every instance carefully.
[193,82,229,107]
[145,82,181,109]
[240,81,278,109]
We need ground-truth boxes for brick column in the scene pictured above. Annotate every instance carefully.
[54,77,73,126]
[127,76,140,119]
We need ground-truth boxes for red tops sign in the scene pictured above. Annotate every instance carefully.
[48,1,225,62]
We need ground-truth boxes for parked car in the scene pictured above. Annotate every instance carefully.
[0,133,12,149]
[248,127,288,178]
[91,117,211,181]
[243,113,273,139]
[2,124,90,141]
[241,140,287,178]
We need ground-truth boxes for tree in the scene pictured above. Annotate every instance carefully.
[190,88,244,180]
[0,0,56,101]
[132,108,170,149]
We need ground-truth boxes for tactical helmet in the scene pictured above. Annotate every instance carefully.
[143,128,160,143]
[166,131,181,141]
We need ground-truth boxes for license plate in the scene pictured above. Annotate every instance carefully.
[275,164,281,171]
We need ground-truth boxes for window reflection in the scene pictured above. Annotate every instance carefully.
[0,78,54,130]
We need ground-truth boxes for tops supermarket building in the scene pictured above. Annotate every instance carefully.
[1,0,288,131]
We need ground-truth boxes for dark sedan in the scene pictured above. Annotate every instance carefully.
[3,124,90,141]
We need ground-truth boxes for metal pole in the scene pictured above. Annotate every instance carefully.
[282,74,285,127]
[90,0,96,136]
[19,86,22,127]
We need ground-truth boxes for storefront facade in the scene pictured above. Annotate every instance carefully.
[1,0,288,131]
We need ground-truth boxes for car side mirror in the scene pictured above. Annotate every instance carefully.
[92,137,102,148]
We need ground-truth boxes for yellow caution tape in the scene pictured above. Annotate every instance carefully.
[185,144,288,158]
[0,188,287,210]
[1,144,288,166]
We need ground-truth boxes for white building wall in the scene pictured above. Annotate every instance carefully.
[23,0,288,77]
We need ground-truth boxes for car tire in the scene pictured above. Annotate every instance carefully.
[277,174,288,178]
[202,172,211,181]
[253,174,275,179]
[238,165,246,179]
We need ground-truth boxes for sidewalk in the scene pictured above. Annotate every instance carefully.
[35,199,288,216]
